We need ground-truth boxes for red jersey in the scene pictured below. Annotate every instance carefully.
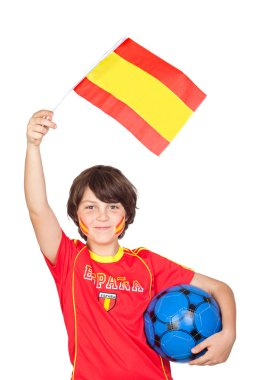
[44,231,194,380]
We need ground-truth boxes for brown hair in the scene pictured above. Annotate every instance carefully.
[67,165,138,240]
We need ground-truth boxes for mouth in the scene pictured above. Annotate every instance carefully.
[93,226,111,230]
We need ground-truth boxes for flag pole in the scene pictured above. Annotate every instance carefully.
[52,36,128,111]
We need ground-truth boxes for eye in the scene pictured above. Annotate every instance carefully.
[85,205,94,210]
[109,204,119,210]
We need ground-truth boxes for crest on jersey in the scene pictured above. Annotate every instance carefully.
[98,292,117,312]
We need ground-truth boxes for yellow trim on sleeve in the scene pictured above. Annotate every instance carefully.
[169,258,194,272]
[133,247,147,255]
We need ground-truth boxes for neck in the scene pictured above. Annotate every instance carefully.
[87,240,120,257]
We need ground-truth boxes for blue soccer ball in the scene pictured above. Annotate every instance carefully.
[144,284,222,363]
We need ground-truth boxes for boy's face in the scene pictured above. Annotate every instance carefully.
[77,187,126,246]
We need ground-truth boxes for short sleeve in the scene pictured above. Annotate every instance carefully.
[42,230,76,294]
[150,251,195,294]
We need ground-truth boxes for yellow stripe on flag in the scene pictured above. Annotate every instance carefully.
[87,52,193,141]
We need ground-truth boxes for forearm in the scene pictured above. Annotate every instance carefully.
[24,143,49,214]
[190,274,236,365]
[211,281,236,339]
[24,110,62,263]
[191,273,236,339]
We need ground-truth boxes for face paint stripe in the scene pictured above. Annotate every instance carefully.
[79,218,89,235]
[115,216,125,235]
[115,216,125,229]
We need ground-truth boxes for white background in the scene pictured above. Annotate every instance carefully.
[0,0,253,379]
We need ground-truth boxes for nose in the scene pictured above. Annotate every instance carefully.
[96,207,109,221]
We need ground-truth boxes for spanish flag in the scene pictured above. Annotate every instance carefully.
[74,38,206,155]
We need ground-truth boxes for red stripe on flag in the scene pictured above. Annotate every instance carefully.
[115,38,206,111]
[74,78,169,155]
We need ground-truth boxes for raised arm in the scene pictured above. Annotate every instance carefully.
[24,110,62,264]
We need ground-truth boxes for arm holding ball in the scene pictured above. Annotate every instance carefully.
[189,273,236,366]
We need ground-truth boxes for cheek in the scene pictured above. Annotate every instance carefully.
[79,217,90,235]
[114,216,125,236]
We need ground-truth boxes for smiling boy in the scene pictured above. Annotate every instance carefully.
[25,110,236,380]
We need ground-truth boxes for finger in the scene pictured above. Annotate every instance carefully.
[189,352,210,366]
[31,125,50,135]
[32,110,53,119]
[29,131,45,141]
[30,117,56,129]
[191,339,209,355]
[27,125,50,143]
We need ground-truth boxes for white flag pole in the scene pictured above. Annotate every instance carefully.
[52,36,128,111]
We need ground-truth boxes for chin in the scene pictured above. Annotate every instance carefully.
[89,235,116,246]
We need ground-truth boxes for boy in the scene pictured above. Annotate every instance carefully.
[25,110,236,380]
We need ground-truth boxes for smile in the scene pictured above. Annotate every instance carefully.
[93,226,111,230]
